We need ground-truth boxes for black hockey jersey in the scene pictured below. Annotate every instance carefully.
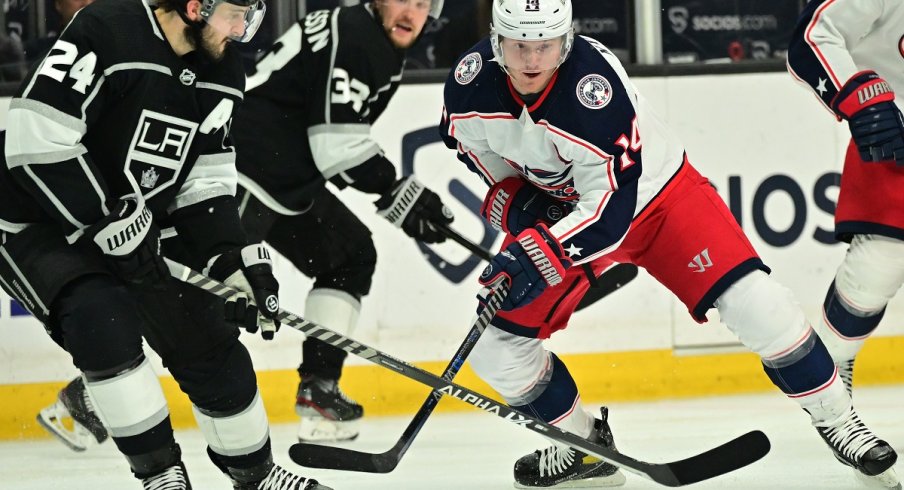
[1,0,246,256]
[234,4,406,213]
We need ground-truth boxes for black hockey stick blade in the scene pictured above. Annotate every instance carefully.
[652,429,770,486]
[167,260,770,486]
[290,285,507,473]
[575,262,638,311]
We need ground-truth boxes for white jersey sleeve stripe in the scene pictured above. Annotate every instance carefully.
[804,0,844,89]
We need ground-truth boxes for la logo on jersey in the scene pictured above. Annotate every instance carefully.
[126,110,199,197]
[525,0,539,12]
[688,248,713,273]
[455,53,483,85]
[577,74,613,110]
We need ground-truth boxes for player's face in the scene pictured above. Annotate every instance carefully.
[500,36,564,95]
[376,0,431,49]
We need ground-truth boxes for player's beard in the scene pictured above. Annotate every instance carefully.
[184,22,227,63]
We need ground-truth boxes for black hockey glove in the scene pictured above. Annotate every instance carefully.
[205,244,281,340]
[375,176,454,243]
[480,177,570,236]
[832,71,904,166]
[78,194,167,287]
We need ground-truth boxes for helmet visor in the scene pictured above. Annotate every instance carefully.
[204,0,266,43]
[497,34,567,72]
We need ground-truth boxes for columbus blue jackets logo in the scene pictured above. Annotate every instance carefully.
[455,53,483,85]
[576,74,613,110]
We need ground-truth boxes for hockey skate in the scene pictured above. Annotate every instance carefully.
[295,376,363,442]
[815,404,900,488]
[140,461,191,490]
[233,464,331,490]
[513,407,626,489]
[36,377,109,451]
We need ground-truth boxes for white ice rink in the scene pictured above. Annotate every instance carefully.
[2,385,902,489]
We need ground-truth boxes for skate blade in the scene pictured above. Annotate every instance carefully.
[855,466,901,489]
[297,417,360,443]
[36,401,96,452]
[513,470,627,489]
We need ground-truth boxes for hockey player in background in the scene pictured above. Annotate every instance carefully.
[440,0,898,488]
[787,4,904,390]
[0,0,329,488]
[232,0,453,442]
[786,2,904,485]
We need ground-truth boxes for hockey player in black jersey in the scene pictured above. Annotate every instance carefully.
[0,0,328,489]
[233,0,453,442]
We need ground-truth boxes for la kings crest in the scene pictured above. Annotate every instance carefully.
[125,110,199,198]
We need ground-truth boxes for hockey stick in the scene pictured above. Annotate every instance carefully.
[292,279,507,473]
[436,223,639,311]
[290,263,638,474]
[166,259,771,487]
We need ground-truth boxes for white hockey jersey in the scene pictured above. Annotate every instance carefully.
[787,0,904,114]
[440,36,685,265]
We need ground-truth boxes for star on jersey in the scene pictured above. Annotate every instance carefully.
[564,244,583,257]
[816,77,828,96]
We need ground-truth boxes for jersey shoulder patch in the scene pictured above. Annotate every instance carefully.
[576,74,613,110]
[455,52,483,85]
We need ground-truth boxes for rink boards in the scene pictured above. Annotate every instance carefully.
[1,72,903,440]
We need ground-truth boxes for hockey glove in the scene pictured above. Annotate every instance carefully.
[375,176,454,243]
[832,71,904,166]
[480,177,570,236]
[78,194,167,287]
[478,224,570,311]
[205,244,280,340]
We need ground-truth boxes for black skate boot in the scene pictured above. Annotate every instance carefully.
[295,376,363,442]
[139,461,191,490]
[513,407,626,488]
[238,464,332,490]
[36,376,109,451]
[838,359,855,397]
[815,405,899,488]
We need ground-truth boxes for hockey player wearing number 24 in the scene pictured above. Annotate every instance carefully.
[0,0,329,489]
[440,0,899,488]
[232,0,453,443]
[787,1,904,488]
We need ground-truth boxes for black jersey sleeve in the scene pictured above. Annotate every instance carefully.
[4,10,112,241]
[304,9,393,184]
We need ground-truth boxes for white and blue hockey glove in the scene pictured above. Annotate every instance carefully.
[832,71,904,166]
[479,224,571,311]
[205,244,280,340]
[78,194,168,288]
[375,176,454,243]
[480,177,570,236]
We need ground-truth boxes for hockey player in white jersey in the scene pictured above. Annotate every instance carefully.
[232,0,453,443]
[440,0,898,488]
[787,1,904,487]
[1,0,328,488]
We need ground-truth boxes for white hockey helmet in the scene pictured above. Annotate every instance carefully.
[490,0,574,72]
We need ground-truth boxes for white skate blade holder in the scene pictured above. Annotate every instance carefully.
[298,416,361,443]
[855,466,902,490]
[36,400,101,452]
